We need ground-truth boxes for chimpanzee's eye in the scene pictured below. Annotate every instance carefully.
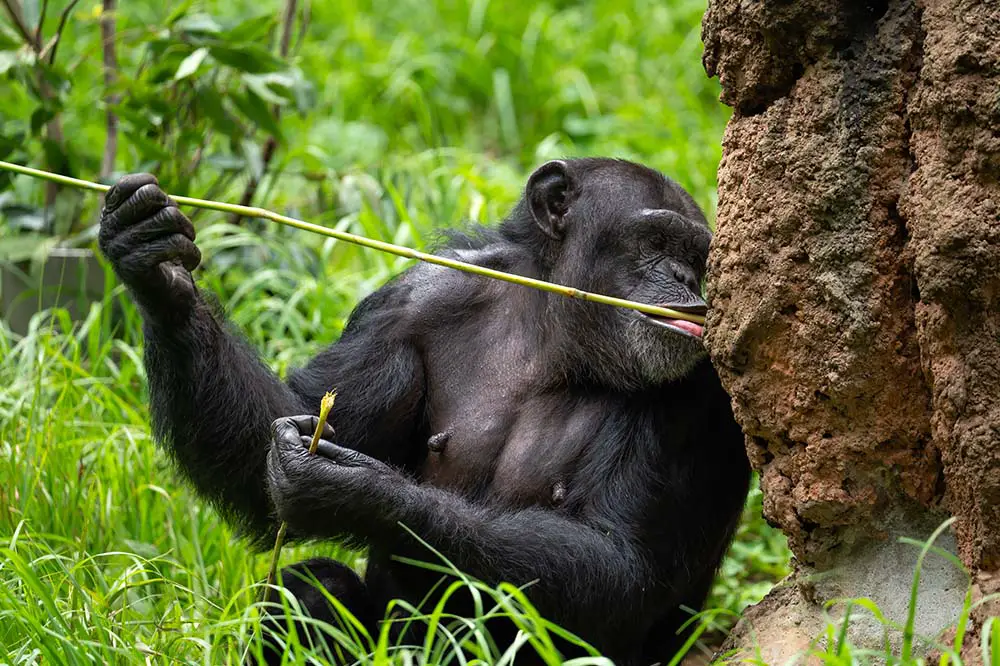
[672,265,700,293]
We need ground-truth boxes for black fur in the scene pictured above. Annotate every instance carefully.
[98,158,750,665]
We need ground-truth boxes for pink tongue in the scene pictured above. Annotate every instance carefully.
[666,318,704,338]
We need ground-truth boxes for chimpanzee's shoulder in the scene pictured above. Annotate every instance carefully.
[397,236,524,305]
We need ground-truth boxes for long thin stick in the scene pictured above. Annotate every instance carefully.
[0,160,707,325]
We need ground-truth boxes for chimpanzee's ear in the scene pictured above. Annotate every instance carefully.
[526,160,576,240]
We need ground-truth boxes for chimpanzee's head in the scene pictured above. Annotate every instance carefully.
[506,158,712,390]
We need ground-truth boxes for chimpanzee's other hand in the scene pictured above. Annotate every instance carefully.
[99,174,200,311]
[266,415,402,540]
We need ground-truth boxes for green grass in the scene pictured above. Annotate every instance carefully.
[3,0,728,222]
[0,297,638,663]
[4,0,787,662]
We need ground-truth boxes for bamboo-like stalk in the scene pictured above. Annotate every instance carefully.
[265,391,337,590]
[0,160,707,325]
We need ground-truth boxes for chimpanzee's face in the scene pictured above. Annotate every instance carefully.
[538,159,712,387]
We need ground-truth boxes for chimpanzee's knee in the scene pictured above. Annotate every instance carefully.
[256,557,380,665]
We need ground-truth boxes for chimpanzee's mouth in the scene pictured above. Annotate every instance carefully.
[639,302,707,340]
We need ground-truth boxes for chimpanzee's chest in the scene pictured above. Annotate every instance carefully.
[411,281,618,507]
[417,336,611,508]
[419,390,609,508]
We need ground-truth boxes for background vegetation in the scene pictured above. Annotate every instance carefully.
[0,0,793,662]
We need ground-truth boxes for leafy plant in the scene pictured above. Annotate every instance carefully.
[0,0,311,262]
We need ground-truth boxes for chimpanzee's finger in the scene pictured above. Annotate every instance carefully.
[107,184,173,234]
[271,417,303,447]
[103,174,160,216]
[287,414,337,441]
[116,235,200,277]
[311,440,377,469]
[102,208,197,262]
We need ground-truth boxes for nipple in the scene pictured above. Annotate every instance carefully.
[427,431,450,453]
[551,480,566,505]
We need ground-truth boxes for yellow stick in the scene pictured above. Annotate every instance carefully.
[0,160,706,325]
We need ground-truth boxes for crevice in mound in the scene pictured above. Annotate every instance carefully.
[900,4,926,180]
[833,0,890,57]
[736,61,808,118]
[892,0,926,384]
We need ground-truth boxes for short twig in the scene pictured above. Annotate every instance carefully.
[34,0,49,47]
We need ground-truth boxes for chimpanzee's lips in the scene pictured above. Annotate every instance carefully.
[639,302,707,340]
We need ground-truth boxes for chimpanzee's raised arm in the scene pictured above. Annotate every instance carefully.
[99,175,426,543]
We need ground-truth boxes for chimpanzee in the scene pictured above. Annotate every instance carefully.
[98,158,750,665]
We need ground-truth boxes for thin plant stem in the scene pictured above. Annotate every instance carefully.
[0,159,708,325]
[34,0,49,46]
[263,523,288,590]
[47,0,81,65]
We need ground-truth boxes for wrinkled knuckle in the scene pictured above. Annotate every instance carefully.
[163,204,188,224]
[135,183,166,208]
[103,186,126,212]
[117,253,147,279]
[103,236,130,262]
[108,175,151,210]
[175,210,197,240]
[99,205,116,226]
